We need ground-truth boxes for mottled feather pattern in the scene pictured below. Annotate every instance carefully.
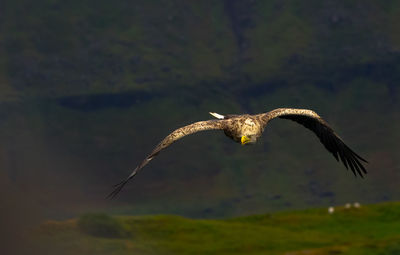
[109,108,367,198]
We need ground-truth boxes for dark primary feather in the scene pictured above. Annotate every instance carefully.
[107,155,154,199]
[107,170,137,199]
[278,114,368,177]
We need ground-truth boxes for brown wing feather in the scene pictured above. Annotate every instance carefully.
[108,120,226,198]
[262,108,367,177]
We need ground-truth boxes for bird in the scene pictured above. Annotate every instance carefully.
[108,108,367,198]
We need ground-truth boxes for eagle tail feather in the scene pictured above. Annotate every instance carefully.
[209,112,225,119]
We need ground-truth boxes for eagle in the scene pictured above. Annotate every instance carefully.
[108,108,367,198]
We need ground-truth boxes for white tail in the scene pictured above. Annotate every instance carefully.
[209,112,225,119]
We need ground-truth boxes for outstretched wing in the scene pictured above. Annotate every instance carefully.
[261,108,367,177]
[108,120,226,198]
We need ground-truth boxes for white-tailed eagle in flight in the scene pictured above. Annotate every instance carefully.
[108,108,367,198]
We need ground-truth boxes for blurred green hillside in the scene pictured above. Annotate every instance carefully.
[1,0,399,218]
[32,201,400,255]
[2,0,400,98]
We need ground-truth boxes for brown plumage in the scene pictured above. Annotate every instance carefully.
[108,108,367,198]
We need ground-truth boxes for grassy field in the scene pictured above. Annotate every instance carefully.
[32,201,400,255]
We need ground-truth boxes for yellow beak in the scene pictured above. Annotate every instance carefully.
[241,135,251,145]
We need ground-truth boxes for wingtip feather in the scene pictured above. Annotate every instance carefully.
[107,170,138,199]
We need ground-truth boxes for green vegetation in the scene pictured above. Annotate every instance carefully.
[33,201,400,254]
[77,213,126,238]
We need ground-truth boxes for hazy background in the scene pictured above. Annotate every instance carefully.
[1,0,400,253]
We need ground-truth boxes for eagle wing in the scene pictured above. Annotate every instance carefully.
[108,120,226,198]
[261,108,367,177]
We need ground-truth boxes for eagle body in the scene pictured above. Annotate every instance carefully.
[109,108,367,198]
[221,114,265,143]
